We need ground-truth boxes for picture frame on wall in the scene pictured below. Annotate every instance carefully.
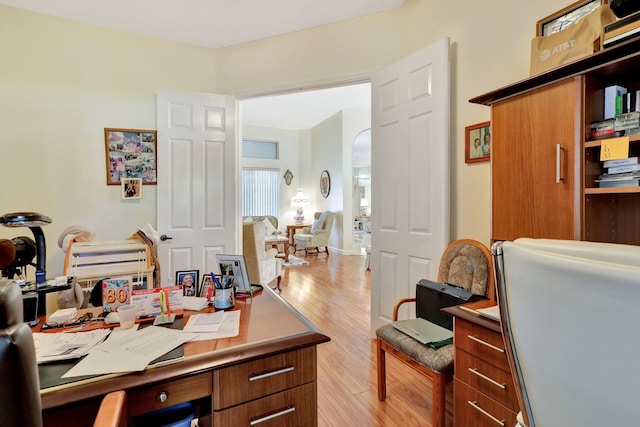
[105,127,157,185]
[121,178,142,199]
[536,0,607,37]
[465,121,491,164]
[320,170,331,198]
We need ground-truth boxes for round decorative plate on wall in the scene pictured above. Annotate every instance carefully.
[320,170,331,198]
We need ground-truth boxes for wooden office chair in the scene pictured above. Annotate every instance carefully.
[493,238,640,427]
[94,390,127,427]
[376,239,493,427]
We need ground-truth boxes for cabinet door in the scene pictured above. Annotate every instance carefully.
[492,78,581,242]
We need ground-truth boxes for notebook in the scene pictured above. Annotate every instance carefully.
[391,317,453,346]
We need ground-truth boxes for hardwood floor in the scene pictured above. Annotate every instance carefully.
[277,252,454,427]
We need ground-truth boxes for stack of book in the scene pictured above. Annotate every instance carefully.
[603,11,640,48]
[596,157,640,188]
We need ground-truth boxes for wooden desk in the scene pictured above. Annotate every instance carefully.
[444,301,519,427]
[40,286,330,427]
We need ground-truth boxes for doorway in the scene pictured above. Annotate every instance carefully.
[240,82,371,255]
[352,128,371,255]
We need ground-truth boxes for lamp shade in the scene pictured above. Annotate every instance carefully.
[291,188,311,208]
[360,198,369,207]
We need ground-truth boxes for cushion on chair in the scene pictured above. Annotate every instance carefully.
[262,218,277,235]
[376,324,454,372]
[310,219,322,234]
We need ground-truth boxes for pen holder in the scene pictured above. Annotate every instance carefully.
[214,286,235,310]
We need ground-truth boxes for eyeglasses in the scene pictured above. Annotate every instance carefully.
[40,312,100,331]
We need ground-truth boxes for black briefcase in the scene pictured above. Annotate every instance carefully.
[415,279,485,330]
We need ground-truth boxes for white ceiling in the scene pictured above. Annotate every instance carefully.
[0,0,405,49]
[2,0,380,143]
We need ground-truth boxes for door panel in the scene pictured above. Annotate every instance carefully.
[371,38,451,334]
[157,89,237,286]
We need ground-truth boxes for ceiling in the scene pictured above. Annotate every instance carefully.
[0,0,405,49]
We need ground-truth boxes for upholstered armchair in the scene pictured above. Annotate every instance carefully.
[293,211,335,255]
[242,222,282,291]
[0,279,42,427]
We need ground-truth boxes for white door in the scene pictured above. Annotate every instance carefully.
[370,38,450,334]
[156,89,238,286]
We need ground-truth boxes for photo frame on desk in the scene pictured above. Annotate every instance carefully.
[176,270,199,297]
[465,121,491,164]
[215,254,252,294]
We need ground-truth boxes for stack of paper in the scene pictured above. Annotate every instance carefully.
[34,329,111,364]
[476,305,501,322]
[182,296,209,311]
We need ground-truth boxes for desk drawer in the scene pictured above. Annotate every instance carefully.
[213,347,316,410]
[455,318,509,371]
[456,350,518,410]
[128,372,212,417]
[454,379,517,427]
[213,382,316,427]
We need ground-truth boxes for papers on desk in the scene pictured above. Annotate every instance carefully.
[62,326,196,378]
[33,329,111,364]
[184,311,240,341]
[476,305,501,322]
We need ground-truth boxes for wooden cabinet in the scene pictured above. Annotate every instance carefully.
[491,77,581,242]
[446,304,519,427]
[473,36,640,246]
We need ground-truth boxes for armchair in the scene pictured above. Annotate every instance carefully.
[493,238,640,427]
[0,279,42,427]
[293,211,335,255]
[242,222,282,291]
[376,239,493,427]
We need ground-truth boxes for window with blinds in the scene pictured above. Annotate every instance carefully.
[242,168,280,218]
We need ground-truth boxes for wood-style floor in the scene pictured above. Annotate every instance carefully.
[277,252,454,427]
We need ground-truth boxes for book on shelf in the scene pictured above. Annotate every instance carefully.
[596,178,640,188]
[603,157,639,168]
[607,164,640,174]
[603,10,640,47]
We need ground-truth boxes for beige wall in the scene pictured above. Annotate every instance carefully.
[215,0,570,248]
[0,6,218,276]
[1,0,569,277]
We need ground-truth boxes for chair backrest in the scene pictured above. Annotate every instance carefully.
[242,222,266,283]
[437,239,493,300]
[312,211,335,233]
[493,238,640,427]
[0,280,42,427]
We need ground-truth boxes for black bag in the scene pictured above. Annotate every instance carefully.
[415,279,485,330]
[610,0,640,18]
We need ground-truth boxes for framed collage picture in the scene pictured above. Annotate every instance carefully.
[105,128,157,185]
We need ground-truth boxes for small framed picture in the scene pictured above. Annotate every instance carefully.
[176,270,199,297]
[215,254,251,294]
[536,0,606,37]
[200,274,215,300]
[121,178,142,199]
[465,121,491,164]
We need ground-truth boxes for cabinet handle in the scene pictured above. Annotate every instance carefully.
[250,406,296,425]
[157,391,168,403]
[468,401,505,426]
[467,335,505,353]
[249,365,294,381]
[468,368,506,389]
[556,143,565,183]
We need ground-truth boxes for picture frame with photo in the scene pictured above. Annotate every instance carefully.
[105,127,157,185]
[176,270,199,297]
[215,254,252,294]
[200,274,216,300]
[121,178,143,199]
[465,121,491,164]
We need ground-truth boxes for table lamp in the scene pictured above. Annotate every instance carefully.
[291,188,311,225]
[360,197,369,217]
[0,212,52,284]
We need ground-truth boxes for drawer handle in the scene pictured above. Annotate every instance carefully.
[249,365,294,381]
[250,406,296,425]
[468,400,505,426]
[468,368,506,389]
[157,391,168,403]
[467,335,505,353]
